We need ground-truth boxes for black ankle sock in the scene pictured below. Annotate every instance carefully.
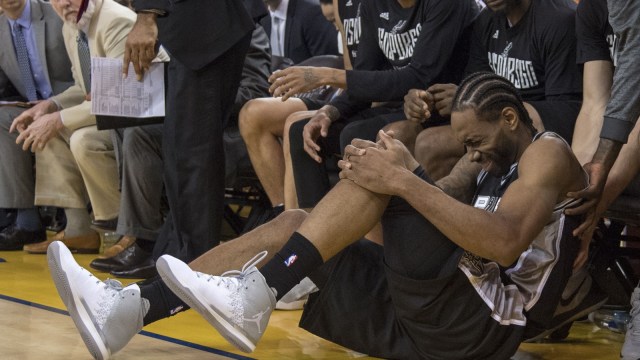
[259,232,323,301]
[138,276,189,326]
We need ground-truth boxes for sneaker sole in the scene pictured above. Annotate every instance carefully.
[156,256,256,353]
[47,242,110,360]
[525,296,609,343]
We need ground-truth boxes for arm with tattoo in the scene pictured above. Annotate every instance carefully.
[269,66,347,101]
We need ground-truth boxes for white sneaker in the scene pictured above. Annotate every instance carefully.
[622,286,640,359]
[276,277,318,310]
[47,241,143,360]
[156,251,275,353]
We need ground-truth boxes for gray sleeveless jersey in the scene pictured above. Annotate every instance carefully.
[458,132,584,328]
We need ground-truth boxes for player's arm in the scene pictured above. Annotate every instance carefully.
[434,155,481,204]
[333,0,352,70]
[399,137,582,266]
[571,60,614,165]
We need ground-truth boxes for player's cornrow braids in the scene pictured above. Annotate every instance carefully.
[452,72,536,133]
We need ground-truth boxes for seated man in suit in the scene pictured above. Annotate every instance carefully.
[10,0,168,254]
[0,0,73,250]
[50,72,588,359]
[261,0,339,64]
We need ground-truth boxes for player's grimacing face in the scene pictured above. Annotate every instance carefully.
[452,108,517,177]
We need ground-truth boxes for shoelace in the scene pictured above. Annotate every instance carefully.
[84,264,122,294]
[88,266,123,295]
[197,251,268,288]
[103,278,124,293]
[94,278,124,328]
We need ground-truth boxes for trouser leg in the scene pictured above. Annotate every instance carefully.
[35,128,88,209]
[118,124,165,241]
[70,126,120,220]
[154,33,251,261]
[0,106,35,208]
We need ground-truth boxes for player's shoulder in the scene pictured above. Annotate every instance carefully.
[520,132,575,177]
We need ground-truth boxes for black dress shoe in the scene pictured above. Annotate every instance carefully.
[0,211,16,232]
[90,242,149,272]
[39,207,66,233]
[110,257,157,279]
[90,217,118,232]
[0,225,46,251]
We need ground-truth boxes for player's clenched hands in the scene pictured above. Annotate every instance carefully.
[427,83,457,117]
[403,89,434,123]
[339,130,418,195]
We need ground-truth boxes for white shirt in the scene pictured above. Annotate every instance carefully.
[269,0,289,57]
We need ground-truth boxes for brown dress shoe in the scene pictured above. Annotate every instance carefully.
[97,234,136,259]
[23,231,100,254]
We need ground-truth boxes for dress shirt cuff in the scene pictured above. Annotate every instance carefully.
[50,98,63,111]
[59,110,67,127]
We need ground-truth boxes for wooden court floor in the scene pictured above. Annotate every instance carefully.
[0,249,625,359]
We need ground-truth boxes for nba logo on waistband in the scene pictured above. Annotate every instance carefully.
[170,305,184,315]
[284,254,298,267]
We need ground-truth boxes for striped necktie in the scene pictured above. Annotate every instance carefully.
[76,31,91,93]
[12,22,38,101]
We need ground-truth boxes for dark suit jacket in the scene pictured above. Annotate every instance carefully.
[259,0,339,64]
[133,0,254,71]
[0,0,73,100]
